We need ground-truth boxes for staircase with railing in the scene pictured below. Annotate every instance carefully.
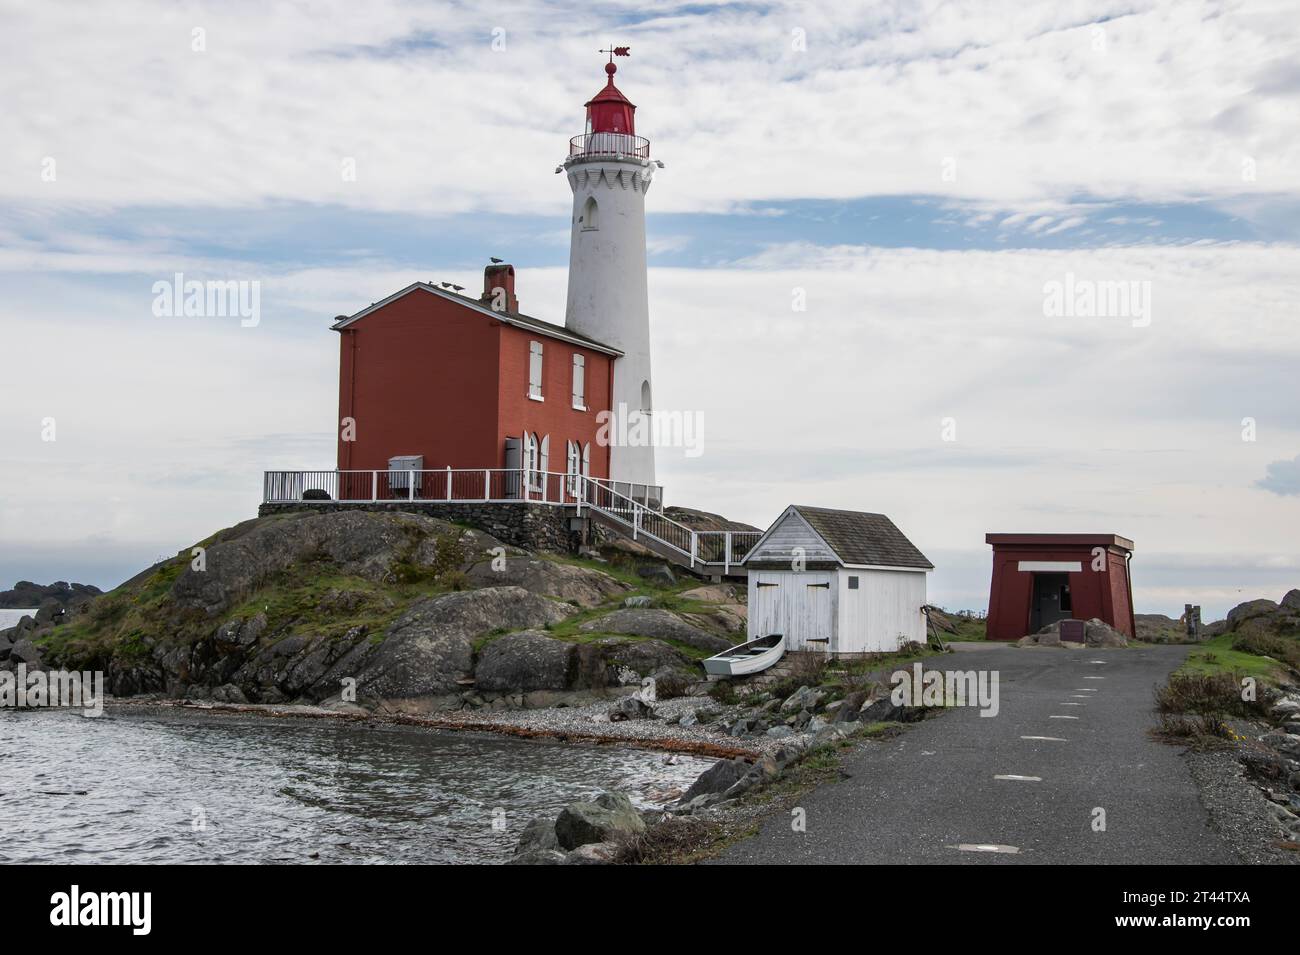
[577,476,757,575]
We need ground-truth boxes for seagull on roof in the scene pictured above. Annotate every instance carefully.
[451,284,465,292]
[440,282,453,288]
[490,257,503,264]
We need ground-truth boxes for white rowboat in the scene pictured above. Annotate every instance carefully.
[702,634,786,677]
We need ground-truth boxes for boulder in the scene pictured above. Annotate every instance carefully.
[623,596,653,608]
[609,695,655,721]
[780,685,826,714]
[1270,698,1300,717]
[578,609,731,653]
[554,792,645,850]
[508,849,567,865]
[766,725,795,738]
[636,564,676,588]
[564,842,620,864]
[1261,732,1300,759]
[1084,618,1129,648]
[832,689,869,724]
[1281,590,1300,614]
[679,758,751,803]
[514,817,560,855]
[475,631,574,693]
[1226,599,1280,631]
[857,697,902,723]
[8,639,43,667]
[680,584,739,603]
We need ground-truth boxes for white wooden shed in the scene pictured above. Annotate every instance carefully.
[744,505,933,655]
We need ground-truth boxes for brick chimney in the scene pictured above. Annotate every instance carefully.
[481,263,518,314]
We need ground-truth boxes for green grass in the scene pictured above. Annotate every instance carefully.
[941,616,989,642]
[1176,632,1287,681]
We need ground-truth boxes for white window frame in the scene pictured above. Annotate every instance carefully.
[528,340,544,400]
[566,440,581,496]
[571,354,586,410]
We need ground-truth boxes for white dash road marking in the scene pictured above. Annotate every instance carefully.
[1089,660,1107,664]
[1021,736,1067,741]
[994,774,1042,781]
[1083,676,1105,680]
[949,844,1021,854]
[1050,715,1080,719]
[1070,694,1092,698]
[1060,702,1084,706]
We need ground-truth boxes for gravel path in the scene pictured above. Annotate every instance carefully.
[1184,742,1300,865]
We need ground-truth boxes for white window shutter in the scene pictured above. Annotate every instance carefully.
[572,354,585,408]
[540,434,550,474]
[529,341,543,397]
[582,442,591,477]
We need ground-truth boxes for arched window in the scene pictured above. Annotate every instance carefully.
[581,196,599,231]
[524,433,538,478]
[582,442,591,481]
[640,379,652,413]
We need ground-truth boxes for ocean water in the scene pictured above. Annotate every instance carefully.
[0,608,38,629]
[0,707,712,864]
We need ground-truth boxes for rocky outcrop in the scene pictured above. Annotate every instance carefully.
[13,508,759,707]
[0,580,101,610]
[170,511,481,617]
[579,609,731,653]
[463,556,629,607]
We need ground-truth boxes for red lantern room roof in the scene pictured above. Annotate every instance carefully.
[584,61,636,136]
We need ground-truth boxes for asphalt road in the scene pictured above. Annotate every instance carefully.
[715,643,1239,864]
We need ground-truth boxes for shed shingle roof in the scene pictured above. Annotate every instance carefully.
[793,505,933,570]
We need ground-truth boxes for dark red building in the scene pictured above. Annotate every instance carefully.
[331,263,619,499]
[984,533,1135,640]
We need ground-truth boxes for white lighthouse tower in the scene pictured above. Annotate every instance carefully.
[563,54,658,497]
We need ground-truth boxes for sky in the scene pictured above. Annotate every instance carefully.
[2,0,1298,620]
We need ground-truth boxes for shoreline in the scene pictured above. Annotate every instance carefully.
[101,695,764,761]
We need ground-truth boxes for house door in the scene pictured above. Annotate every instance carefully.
[795,574,834,652]
[751,572,833,651]
[1030,573,1071,631]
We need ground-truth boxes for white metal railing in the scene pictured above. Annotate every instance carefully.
[261,469,758,571]
[264,468,588,506]
[575,476,760,573]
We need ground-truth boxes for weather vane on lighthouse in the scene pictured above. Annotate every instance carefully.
[599,45,631,62]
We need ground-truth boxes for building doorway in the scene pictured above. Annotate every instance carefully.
[1030,573,1072,631]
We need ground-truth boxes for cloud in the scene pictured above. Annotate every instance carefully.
[1257,453,1300,496]
[3,1,1298,216]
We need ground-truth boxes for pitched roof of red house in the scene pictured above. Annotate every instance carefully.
[330,282,623,356]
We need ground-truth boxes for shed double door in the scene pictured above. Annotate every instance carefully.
[751,571,835,652]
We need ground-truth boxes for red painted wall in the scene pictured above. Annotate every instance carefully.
[985,535,1135,640]
[335,287,613,485]
[495,323,612,480]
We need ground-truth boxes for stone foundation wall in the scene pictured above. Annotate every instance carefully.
[257,502,581,554]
